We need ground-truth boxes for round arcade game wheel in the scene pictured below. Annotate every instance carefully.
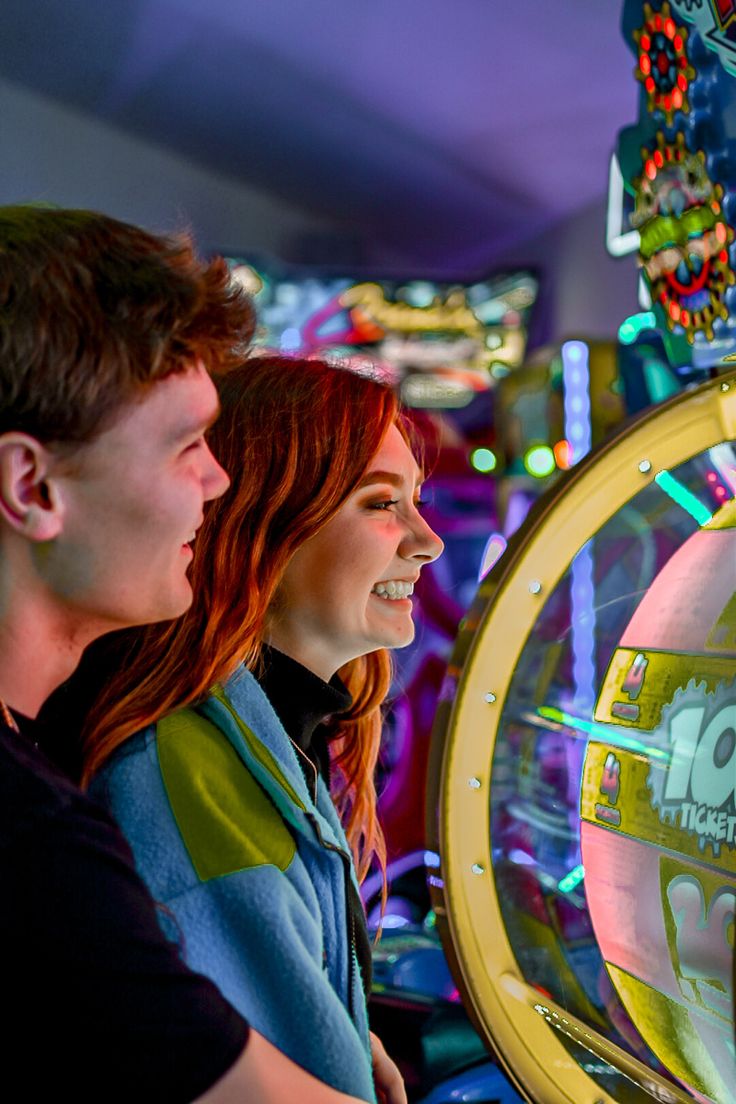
[427,371,736,1104]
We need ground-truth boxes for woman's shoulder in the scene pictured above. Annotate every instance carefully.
[92,725,158,793]
[218,664,287,744]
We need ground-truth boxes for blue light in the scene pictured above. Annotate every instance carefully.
[381,914,411,929]
[562,341,595,715]
[561,341,591,465]
[280,327,302,352]
[571,543,596,716]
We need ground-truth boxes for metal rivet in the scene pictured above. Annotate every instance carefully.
[468,777,481,789]
[484,691,497,703]
[471,863,485,875]
[638,459,652,473]
[528,580,542,594]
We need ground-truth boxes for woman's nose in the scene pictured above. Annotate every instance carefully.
[402,513,444,563]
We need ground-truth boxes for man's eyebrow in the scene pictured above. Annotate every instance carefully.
[173,401,221,442]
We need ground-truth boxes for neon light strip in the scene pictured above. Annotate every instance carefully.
[562,340,596,717]
[558,863,585,893]
[571,543,596,716]
[561,341,592,465]
[654,470,713,526]
[537,706,669,761]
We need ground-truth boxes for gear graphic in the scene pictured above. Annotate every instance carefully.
[633,2,697,124]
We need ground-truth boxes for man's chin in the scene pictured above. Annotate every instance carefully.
[127,582,194,630]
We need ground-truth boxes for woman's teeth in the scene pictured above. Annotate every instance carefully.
[372,580,414,600]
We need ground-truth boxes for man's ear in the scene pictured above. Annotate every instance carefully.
[0,433,64,542]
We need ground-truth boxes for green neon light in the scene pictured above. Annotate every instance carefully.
[524,444,555,478]
[471,447,497,473]
[618,311,657,345]
[654,470,712,527]
[537,706,669,761]
[558,864,585,893]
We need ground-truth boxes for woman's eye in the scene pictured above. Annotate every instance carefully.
[415,497,429,510]
[370,499,399,510]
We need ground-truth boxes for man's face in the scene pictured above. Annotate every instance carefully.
[45,363,228,638]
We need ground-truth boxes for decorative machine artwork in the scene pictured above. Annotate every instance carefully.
[614,0,736,368]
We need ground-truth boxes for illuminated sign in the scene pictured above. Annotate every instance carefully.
[226,259,538,407]
[339,283,484,336]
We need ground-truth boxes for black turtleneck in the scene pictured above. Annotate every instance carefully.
[256,646,352,794]
[256,646,373,995]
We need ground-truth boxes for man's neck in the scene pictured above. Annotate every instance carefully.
[0,562,90,717]
[0,616,84,718]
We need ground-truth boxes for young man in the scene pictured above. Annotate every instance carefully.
[0,206,396,1103]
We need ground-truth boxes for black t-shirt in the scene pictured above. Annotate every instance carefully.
[0,722,249,1102]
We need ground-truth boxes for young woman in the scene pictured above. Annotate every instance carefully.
[81,355,443,1104]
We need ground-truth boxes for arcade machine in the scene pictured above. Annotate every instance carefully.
[427,370,736,1104]
[410,2,736,1101]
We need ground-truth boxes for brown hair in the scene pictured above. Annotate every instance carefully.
[82,355,405,880]
[0,205,254,444]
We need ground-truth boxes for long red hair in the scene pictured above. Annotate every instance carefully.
[81,355,406,880]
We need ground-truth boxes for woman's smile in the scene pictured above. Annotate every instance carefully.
[268,425,443,681]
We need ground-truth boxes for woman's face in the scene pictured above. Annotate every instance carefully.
[268,424,444,681]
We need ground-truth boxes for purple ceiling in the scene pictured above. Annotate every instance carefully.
[0,0,639,269]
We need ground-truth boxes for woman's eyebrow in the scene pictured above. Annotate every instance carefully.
[357,469,403,488]
[357,469,424,488]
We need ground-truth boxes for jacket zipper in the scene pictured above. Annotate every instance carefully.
[305,812,358,1021]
